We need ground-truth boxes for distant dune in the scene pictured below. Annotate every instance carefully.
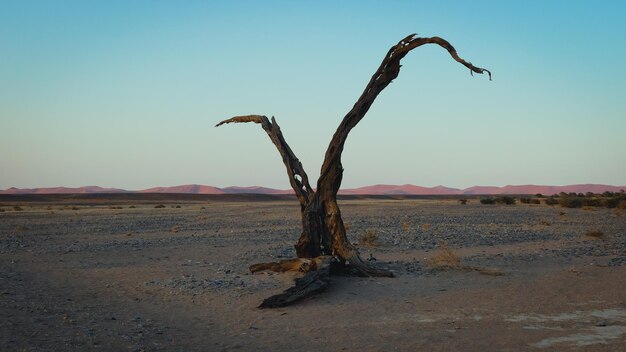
[140,184,224,194]
[463,184,626,195]
[1,183,624,195]
[1,186,129,195]
[339,184,462,195]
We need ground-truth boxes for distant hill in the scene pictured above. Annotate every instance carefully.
[1,186,129,195]
[140,184,224,194]
[339,184,462,195]
[2,183,624,195]
[462,184,626,195]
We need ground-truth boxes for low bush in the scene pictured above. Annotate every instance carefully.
[544,197,558,206]
[530,198,541,204]
[495,196,516,205]
[480,198,495,205]
[558,196,583,208]
[359,229,379,247]
[584,230,604,239]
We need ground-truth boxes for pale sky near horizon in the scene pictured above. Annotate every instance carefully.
[1,0,625,190]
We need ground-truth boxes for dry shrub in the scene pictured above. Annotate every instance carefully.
[540,220,551,226]
[426,245,462,270]
[359,229,379,247]
[13,206,23,211]
[155,204,166,209]
[422,223,431,231]
[71,206,80,210]
[0,208,4,213]
[15,225,28,232]
[109,206,123,210]
[584,230,604,240]
[170,225,181,233]
[402,222,410,232]
[426,244,504,276]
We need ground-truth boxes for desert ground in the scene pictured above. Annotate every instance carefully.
[1,195,625,351]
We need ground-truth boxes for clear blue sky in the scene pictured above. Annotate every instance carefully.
[1,0,625,190]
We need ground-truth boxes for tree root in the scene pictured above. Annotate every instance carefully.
[249,257,323,274]
[251,254,393,308]
[258,256,332,308]
[343,251,394,277]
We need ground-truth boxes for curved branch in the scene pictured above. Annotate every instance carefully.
[314,34,489,278]
[317,34,490,197]
[215,115,314,206]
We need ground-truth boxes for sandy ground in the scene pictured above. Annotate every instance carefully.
[1,197,625,351]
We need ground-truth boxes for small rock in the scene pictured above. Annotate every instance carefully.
[596,320,607,327]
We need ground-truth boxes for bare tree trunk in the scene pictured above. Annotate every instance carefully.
[216,34,490,307]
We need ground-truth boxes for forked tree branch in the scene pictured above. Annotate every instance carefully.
[216,115,314,206]
[317,34,490,198]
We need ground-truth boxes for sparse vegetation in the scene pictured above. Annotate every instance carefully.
[554,192,626,209]
[426,243,504,276]
[583,230,604,239]
[129,205,136,209]
[530,198,540,204]
[480,196,515,205]
[402,222,410,232]
[458,199,468,205]
[520,197,531,204]
[495,196,516,205]
[544,197,558,206]
[170,225,181,233]
[480,198,495,205]
[13,206,23,211]
[422,223,430,231]
[155,204,166,209]
[359,229,379,247]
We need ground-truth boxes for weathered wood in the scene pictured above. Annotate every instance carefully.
[258,256,332,309]
[216,34,490,307]
[215,115,313,207]
[249,257,325,273]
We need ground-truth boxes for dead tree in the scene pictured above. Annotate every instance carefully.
[216,34,490,308]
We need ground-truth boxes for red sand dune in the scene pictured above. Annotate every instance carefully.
[139,184,224,194]
[463,184,625,195]
[1,186,128,195]
[2,183,624,195]
[339,184,462,195]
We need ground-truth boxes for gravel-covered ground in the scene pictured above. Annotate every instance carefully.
[1,197,625,351]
